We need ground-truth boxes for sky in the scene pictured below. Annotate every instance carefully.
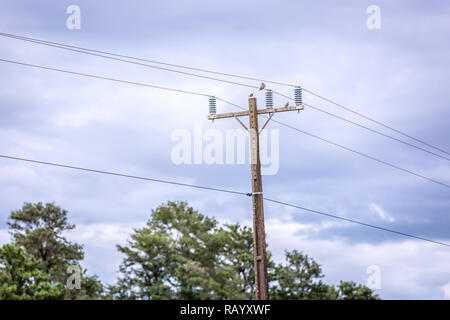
[0,0,449,299]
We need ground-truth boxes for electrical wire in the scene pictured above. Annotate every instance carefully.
[0,154,247,196]
[1,31,447,156]
[0,58,210,98]
[273,90,450,161]
[217,98,450,190]
[0,32,284,85]
[0,153,448,248]
[1,57,447,190]
[302,102,449,161]
[262,197,450,248]
[1,32,447,161]
[302,88,450,156]
[0,32,258,90]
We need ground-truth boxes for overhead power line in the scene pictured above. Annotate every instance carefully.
[0,154,246,196]
[272,90,450,161]
[0,32,283,85]
[303,102,449,161]
[269,116,450,188]
[0,153,448,248]
[1,32,447,162]
[218,98,450,190]
[1,57,448,190]
[1,31,447,157]
[0,32,257,89]
[302,88,450,156]
[0,58,210,98]
[262,197,450,248]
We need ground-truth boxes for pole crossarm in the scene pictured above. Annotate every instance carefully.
[207,104,304,120]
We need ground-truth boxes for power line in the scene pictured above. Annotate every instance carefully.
[302,88,450,156]
[1,37,448,263]
[0,154,246,196]
[2,31,447,157]
[276,87,449,161]
[0,153,448,248]
[0,58,210,98]
[0,32,258,90]
[302,102,449,161]
[217,98,450,190]
[262,197,450,248]
[0,32,284,86]
[270,117,450,189]
[2,32,447,162]
[1,57,448,190]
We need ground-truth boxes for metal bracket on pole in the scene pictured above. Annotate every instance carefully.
[246,192,263,196]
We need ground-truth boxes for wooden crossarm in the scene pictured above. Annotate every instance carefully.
[207,104,304,120]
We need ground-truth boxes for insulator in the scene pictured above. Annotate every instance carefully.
[294,86,303,106]
[265,89,273,109]
[209,96,216,114]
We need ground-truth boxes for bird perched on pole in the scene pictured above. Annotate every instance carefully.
[249,93,254,97]
[259,82,266,91]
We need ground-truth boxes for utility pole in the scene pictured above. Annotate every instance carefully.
[208,88,304,300]
[248,96,269,300]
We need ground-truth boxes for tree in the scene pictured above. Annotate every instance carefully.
[68,274,105,300]
[110,201,247,299]
[270,250,335,300]
[7,202,104,299]
[335,281,379,300]
[112,201,379,300]
[8,202,83,280]
[221,224,256,299]
[0,244,64,300]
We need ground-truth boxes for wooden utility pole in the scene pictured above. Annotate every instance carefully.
[208,94,303,300]
[248,97,269,299]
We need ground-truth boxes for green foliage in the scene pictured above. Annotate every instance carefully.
[110,201,253,299]
[6,202,104,300]
[270,250,334,300]
[111,201,379,300]
[1,200,378,300]
[0,244,65,300]
[8,202,84,281]
[335,281,379,300]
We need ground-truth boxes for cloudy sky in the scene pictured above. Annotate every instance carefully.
[0,0,449,299]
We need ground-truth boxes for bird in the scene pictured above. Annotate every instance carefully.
[259,82,266,91]
[249,93,254,97]
[284,102,289,107]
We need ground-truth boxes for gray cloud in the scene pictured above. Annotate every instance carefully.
[0,0,449,299]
